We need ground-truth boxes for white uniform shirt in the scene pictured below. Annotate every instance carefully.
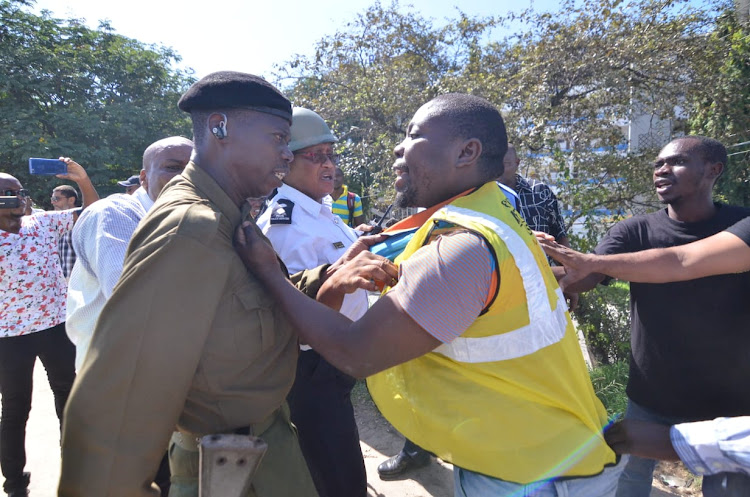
[257,184,369,325]
[66,187,153,370]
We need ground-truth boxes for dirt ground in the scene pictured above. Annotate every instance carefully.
[353,381,702,497]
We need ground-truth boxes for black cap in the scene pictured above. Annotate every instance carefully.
[178,71,292,123]
[117,175,140,187]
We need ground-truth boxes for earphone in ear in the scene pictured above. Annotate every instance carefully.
[211,114,228,139]
[212,120,227,139]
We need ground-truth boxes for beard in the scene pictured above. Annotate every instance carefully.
[394,187,417,209]
[393,169,419,208]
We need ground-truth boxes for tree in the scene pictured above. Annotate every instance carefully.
[0,0,194,206]
[275,2,499,217]
[688,9,750,205]
[276,0,729,230]
[480,0,728,249]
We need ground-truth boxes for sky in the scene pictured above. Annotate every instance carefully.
[30,0,558,81]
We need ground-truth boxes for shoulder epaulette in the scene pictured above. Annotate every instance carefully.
[270,199,294,225]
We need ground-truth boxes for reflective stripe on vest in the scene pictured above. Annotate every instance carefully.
[432,205,569,363]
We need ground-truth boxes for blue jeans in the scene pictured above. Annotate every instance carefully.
[454,456,627,497]
[617,400,750,497]
[615,400,688,497]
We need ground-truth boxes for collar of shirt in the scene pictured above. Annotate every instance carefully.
[277,184,335,220]
[514,174,533,194]
[181,162,241,228]
[132,186,154,212]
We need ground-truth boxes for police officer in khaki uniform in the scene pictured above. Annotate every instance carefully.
[59,72,320,497]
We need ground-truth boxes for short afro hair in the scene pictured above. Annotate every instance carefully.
[674,135,728,167]
[427,94,508,180]
[53,185,78,200]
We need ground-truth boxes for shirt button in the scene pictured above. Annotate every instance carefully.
[333,217,339,224]
[696,466,706,473]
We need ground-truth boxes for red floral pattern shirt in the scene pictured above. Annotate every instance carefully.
[1,210,75,337]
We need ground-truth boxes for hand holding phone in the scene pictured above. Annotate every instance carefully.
[0,197,21,209]
[29,158,67,175]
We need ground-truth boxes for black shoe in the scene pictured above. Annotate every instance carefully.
[4,472,29,497]
[377,449,431,480]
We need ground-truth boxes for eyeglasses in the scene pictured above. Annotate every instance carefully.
[296,152,341,166]
[50,196,64,202]
[2,189,30,198]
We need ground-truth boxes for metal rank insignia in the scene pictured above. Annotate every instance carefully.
[333,241,345,249]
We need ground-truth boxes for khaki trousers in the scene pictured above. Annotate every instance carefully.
[168,405,318,497]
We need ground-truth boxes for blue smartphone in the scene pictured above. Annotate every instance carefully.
[29,158,67,175]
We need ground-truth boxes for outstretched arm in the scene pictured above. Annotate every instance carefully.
[541,230,750,284]
[605,419,679,461]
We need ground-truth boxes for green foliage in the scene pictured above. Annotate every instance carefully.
[688,10,750,206]
[575,280,631,366]
[276,2,496,215]
[0,0,194,206]
[589,360,629,418]
[277,0,731,225]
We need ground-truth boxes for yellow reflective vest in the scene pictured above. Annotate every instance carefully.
[367,181,616,483]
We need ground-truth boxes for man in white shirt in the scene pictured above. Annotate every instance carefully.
[67,136,193,369]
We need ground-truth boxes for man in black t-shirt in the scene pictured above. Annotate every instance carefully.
[564,136,750,497]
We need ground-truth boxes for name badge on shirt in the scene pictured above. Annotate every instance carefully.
[333,241,345,249]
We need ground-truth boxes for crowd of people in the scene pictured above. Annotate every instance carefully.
[0,70,748,497]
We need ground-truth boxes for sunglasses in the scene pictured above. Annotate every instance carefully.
[296,152,341,166]
[2,189,30,198]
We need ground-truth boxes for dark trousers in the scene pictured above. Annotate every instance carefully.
[288,350,366,497]
[702,473,750,497]
[0,323,76,493]
[155,452,171,497]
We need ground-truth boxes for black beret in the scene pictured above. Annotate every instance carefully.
[178,71,292,123]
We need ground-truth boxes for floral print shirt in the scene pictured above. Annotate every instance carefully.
[1,210,75,337]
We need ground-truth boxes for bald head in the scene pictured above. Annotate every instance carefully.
[142,136,194,172]
[0,172,19,184]
[140,137,193,201]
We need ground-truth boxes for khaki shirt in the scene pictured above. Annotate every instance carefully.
[60,163,316,497]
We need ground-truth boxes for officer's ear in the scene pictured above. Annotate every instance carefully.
[456,138,482,170]
[208,113,229,141]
